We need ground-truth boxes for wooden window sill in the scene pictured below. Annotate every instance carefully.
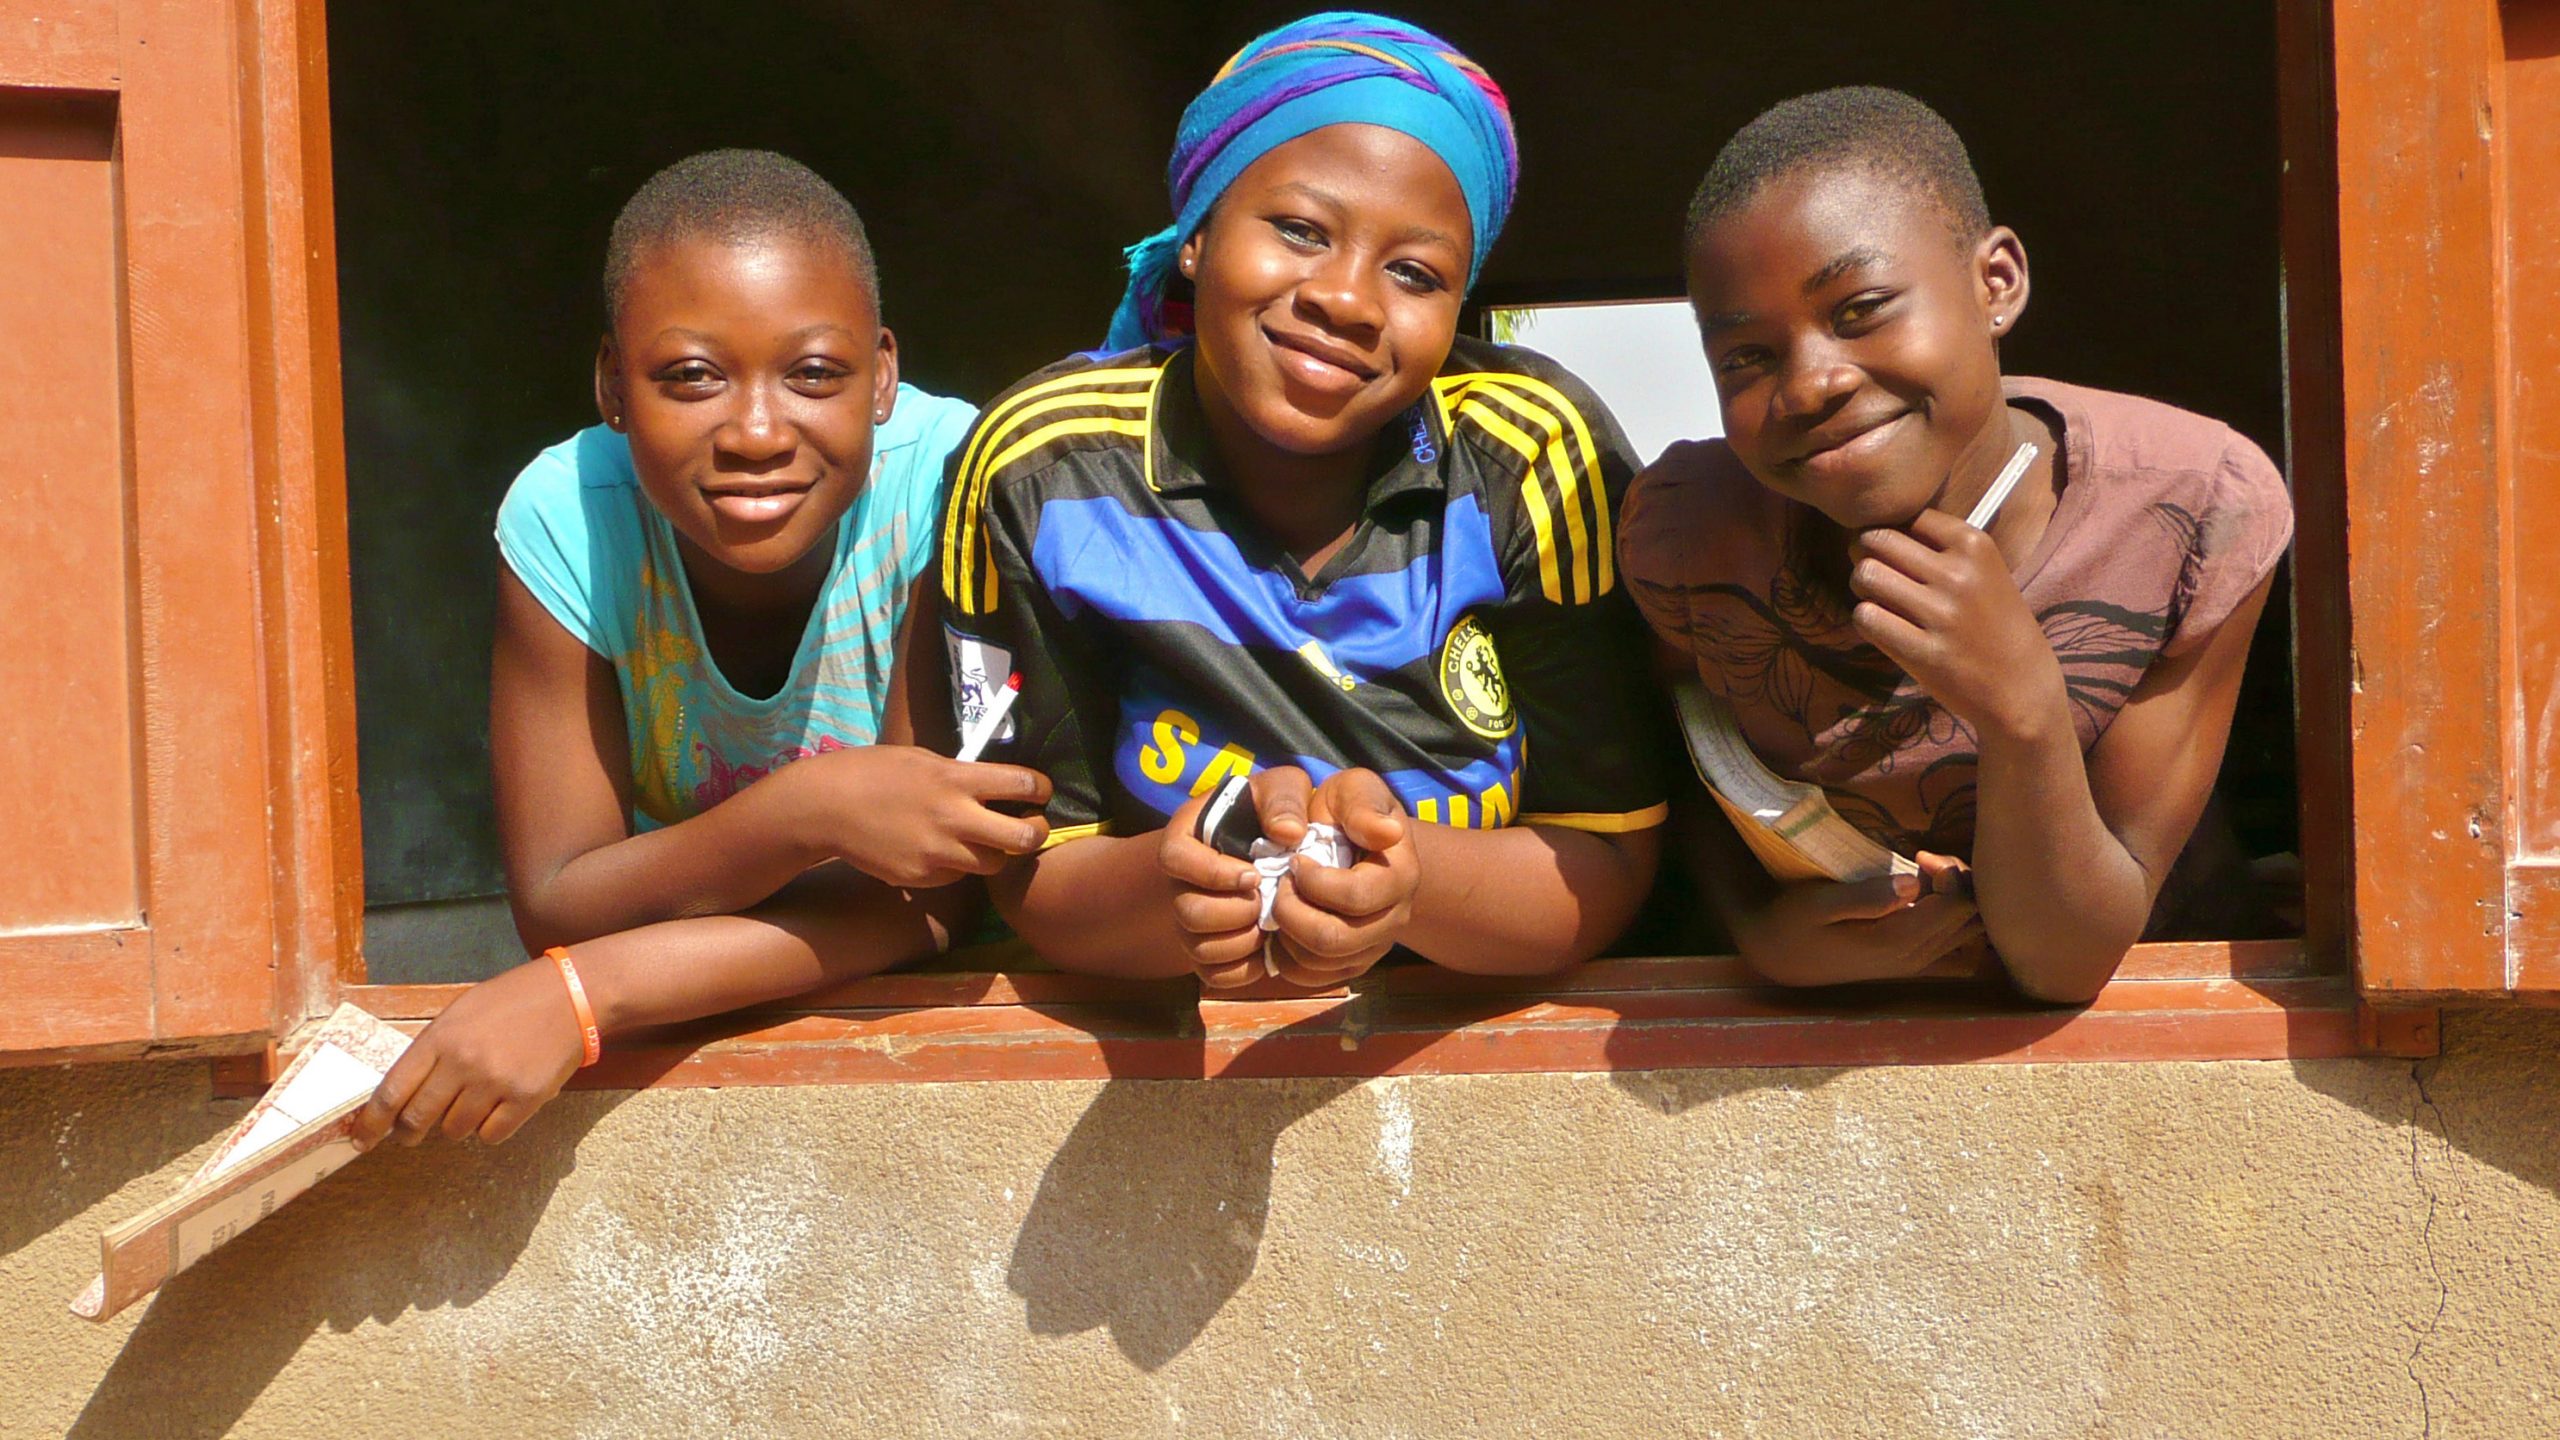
[213,939,2437,1093]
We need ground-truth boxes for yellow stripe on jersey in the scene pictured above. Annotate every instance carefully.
[1039,821,1114,850]
[1439,369,1620,603]
[941,366,1158,606]
[944,369,1150,587]
[1517,803,1671,833]
[1468,383,1593,605]
[949,391,1154,602]
[982,413,1153,486]
[958,414,1155,615]
[1451,397,1563,603]
[948,367,1156,526]
[1471,374,1615,595]
[978,511,1000,617]
[1138,362,1175,492]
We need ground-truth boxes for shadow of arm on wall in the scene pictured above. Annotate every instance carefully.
[1002,1012,1366,1373]
[0,1061,238,1265]
[65,1086,640,1440]
[986,980,1961,1373]
[1599,976,2084,1113]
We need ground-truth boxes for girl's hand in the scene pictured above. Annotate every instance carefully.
[1916,849,1973,901]
[1849,510,2070,742]
[352,958,587,1149]
[1157,770,1310,991]
[784,746,1052,889]
[1263,768,1420,988]
[1733,871,1980,986]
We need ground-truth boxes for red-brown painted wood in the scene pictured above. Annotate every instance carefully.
[0,91,141,939]
[0,0,117,90]
[361,941,2316,1020]
[2332,0,2518,996]
[237,0,366,1018]
[2499,4,2560,873]
[326,941,2431,1091]
[2277,0,2357,969]
[0,0,356,1058]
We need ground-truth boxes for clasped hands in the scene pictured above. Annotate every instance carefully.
[1160,766,1420,990]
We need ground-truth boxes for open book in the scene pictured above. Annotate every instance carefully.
[1671,677,1920,885]
[69,1003,409,1322]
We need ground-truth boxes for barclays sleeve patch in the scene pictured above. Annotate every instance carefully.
[945,626,1018,745]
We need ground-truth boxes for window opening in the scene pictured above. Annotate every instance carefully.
[315,2,2389,1080]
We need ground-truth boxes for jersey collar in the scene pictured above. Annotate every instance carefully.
[1146,345,1453,511]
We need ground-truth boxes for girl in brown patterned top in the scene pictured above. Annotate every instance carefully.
[1619,88,2292,1002]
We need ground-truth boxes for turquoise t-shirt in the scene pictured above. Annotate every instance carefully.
[496,384,976,827]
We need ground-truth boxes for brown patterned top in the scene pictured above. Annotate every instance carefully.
[1620,376,2293,859]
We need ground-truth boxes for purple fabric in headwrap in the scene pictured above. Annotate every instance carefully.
[1103,11,1518,351]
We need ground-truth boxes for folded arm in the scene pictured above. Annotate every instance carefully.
[1967,573,2274,1002]
[493,567,1042,950]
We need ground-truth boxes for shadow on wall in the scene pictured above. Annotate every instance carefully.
[1609,1062,1839,1115]
[996,972,2101,1369]
[2287,1007,2560,1207]
[1006,1030,1363,1370]
[0,1062,236,1266]
[62,1090,636,1439]
[1596,980,2085,1114]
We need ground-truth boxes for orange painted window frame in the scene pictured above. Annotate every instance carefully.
[189,0,2450,1093]
[203,941,2438,1096]
[5,0,2464,1089]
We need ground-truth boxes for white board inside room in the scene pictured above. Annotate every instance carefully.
[1485,298,1724,465]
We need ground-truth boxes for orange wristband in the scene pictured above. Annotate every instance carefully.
[545,946,602,1067]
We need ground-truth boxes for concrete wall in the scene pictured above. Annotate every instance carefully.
[8,1010,2555,1438]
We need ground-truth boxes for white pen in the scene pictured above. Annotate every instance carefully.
[1963,441,2041,531]
[954,672,1023,763]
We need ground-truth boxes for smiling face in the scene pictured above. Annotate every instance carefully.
[597,232,896,581]
[1688,165,2027,530]
[1180,123,1471,466]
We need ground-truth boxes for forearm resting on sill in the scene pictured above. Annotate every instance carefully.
[566,870,961,1035]
[288,938,2429,1096]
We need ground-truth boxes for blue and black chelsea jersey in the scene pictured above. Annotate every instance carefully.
[940,336,1668,847]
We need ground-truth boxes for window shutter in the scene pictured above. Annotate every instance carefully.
[0,0,357,1059]
[2331,0,2560,998]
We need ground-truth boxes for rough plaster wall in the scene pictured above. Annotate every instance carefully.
[3,1011,2555,1439]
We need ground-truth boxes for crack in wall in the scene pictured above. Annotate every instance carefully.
[2405,1054,2451,1440]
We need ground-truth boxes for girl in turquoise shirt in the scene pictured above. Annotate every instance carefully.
[357,150,1050,1148]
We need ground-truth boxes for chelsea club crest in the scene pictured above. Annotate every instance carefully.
[1438,614,1515,740]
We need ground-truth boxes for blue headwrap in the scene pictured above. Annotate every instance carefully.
[1103,11,1519,352]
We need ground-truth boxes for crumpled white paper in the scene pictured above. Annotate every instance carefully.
[1248,822,1358,974]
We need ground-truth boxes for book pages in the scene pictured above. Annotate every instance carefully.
[1672,678,1917,884]
[69,1004,409,1322]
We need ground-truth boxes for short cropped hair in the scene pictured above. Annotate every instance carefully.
[1684,87,1989,251]
[602,149,879,327]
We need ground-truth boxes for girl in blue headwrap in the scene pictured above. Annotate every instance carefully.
[941,12,1666,987]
